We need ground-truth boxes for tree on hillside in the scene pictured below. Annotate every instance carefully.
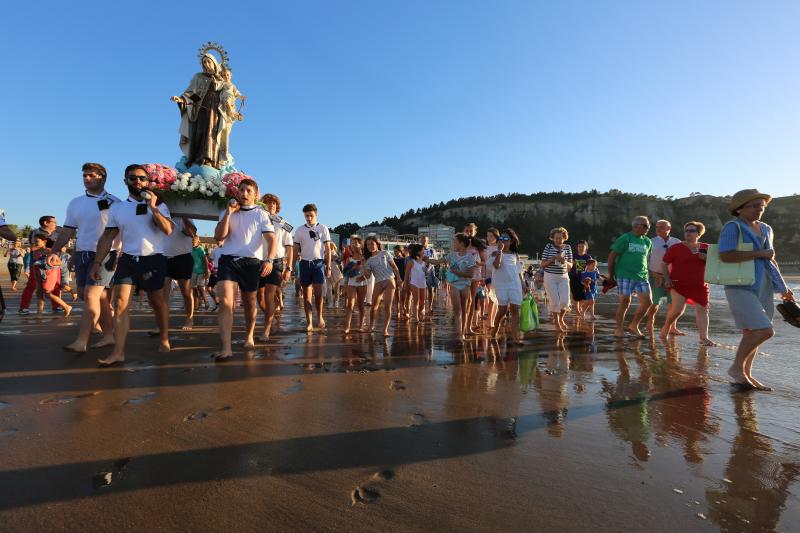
[332,222,360,237]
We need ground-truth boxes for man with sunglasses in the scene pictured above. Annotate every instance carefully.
[644,219,681,334]
[91,164,174,366]
[608,216,653,338]
[214,179,276,360]
[49,163,121,352]
[293,203,332,332]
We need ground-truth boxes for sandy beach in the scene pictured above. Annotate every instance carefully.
[0,274,798,532]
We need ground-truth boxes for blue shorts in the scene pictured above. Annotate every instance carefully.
[218,255,262,293]
[75,250,116,289]
[113,253,167,292]
[299,259,325,287]
[617,278,650,297]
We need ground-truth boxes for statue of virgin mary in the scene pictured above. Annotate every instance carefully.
[171,53,228,169]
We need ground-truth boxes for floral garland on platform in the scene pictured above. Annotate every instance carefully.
[144,164,254,208]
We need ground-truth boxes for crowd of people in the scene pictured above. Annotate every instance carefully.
[0,166,793,390]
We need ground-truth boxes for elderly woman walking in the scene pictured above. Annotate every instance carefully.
[719,190,793,391]
[541,227,573,331]
[659,221,716,346]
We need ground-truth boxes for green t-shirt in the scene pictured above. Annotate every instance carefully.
[611,232,652,281]
[191,246,207,274]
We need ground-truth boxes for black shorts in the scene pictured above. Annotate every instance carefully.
[218,255,261,293]
[259,258,285,288]
[167,253,193,280]
[113,253,167,292]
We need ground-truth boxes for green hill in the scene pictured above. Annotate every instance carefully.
[351,190,800,260]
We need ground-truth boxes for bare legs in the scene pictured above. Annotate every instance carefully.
[615,291,652,338]
[343,284,367,335]
[369,279,395,336]
[491,303,522,343]
[63,285,114,352]
[259,284,279,341]
[660,291,717,346]
[216,281,257,358]
[451,285,470,340]
[302,283,325,332]
[170,278,194,330]
[728,327,774,390]
[98,283,168,366]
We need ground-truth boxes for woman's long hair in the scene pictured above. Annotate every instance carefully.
[363,236,382,259]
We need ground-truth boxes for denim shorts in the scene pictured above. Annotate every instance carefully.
[75,251,116,289]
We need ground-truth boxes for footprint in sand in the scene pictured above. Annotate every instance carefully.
[121,391,157,405]
[92,457,131,489]
[0,428,19,438]
[350,469,396,506]
[283,379,304,394]
[0,400,9,410]
[184,411,209,422]
[390,380,406,391]
[41,391,101,405]
[408,413,425,432]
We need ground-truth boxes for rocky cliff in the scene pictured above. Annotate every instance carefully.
[380,192,800,260]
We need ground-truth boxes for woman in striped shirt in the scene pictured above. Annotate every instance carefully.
[363,236,403,336]
[541,227,573,332]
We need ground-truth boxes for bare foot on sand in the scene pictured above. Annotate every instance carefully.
[62,343,87,353]
[243,339,256,350]
[181,319,193,331]
[63,305,73,318]
[91,337,115,349]
[158,340,171,353]
[98,354,125,367]
[627,326,646,338]
[670,328,686,336]
[699,338,718,347]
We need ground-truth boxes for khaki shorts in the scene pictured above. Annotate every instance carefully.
[191,273,207,288]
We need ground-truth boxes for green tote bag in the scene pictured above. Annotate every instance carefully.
[704,222,755,286]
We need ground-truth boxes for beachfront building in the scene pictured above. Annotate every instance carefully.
[418,224,455,252]
[355,225,398,240]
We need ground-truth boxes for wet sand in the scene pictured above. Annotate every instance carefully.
[1,275,799,532]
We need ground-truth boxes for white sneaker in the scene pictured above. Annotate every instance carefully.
[18,309,30,315]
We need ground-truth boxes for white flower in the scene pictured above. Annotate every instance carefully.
[205,190,213,197]
[170,184,179,191]
[218,190,225,198]
[199,185,207,193]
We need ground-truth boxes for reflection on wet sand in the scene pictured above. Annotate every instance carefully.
[707,393,799,531]
[1,287,799,529]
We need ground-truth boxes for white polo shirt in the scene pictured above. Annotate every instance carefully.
[648,235,681,272]
[105,197,172,256]
[63,190,123,252]
[217,206,275,260]
[266,212,294,259]
[293,223,331,261]
[163,217,194,258]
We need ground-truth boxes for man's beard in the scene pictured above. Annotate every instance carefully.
[127,184,146,198]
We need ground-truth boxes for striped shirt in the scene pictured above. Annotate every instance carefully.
[364,250,396,282]
[541,243,573,275]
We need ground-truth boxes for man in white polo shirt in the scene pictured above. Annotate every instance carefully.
[644,219,681,334]
[49,162,121,353]
[91,164,174,366]
[213,178,276,361]
[293,203,332,332]
[257,193,294,341]
[163,216,198,330]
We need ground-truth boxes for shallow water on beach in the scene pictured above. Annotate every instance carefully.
[0,276,798,531]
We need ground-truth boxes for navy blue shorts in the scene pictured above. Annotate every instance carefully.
[259,258,285,288]
[218,255,261,293]
[167,253,193,280]
[299,259,325,287]
[113,253,167,292]
[75,251,116,288]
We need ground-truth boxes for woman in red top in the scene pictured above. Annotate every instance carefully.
[659,221,716,345]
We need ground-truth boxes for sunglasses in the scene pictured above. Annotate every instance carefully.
[125,175,149,182]
[82,173,101,178]
[684,228,699,233]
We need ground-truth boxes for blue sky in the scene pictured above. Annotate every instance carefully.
[2,1,798,234]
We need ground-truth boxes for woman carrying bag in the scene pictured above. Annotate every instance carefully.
[718,189,793,391]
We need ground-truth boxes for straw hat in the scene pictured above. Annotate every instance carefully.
[728,189,772,216]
